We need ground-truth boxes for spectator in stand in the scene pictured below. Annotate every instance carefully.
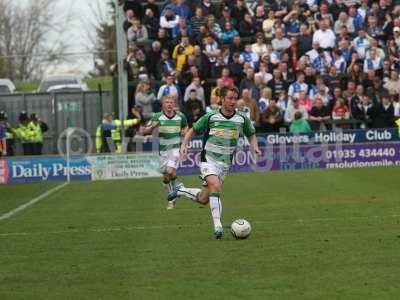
[269,0,288,18]
[351,4,366,31]
[297,91,313,112]
[202,34,220,65]
[231,0,250,24]
[198,0,217,17]
[373,93,395,128]
[267,68,287,99]
[277,91,290,114]
[284,97,309,123]
[260,98,283,132]
[210,79,224,103]
[297,23,313,57]
[332,98,350,128]
[158,49,176,79]
[394,99,400,118]
[143,0,160,19]
[172,0,191,21]
[220,22,239,44]
[394,27,400,48]
[334,12,355,34]
[146,41,162,79]
[309,98,331,131]
[239,67,257,95]
[313,19,336,50]
[262,10,276,42]
[155,28,174,52]
[363,48,383,73]
[125,42,146,80]
[160,7,180,34]
[256,61,273,84]
[252,32,268,61]
[184,77,205,108]
[229,52,244,84]
[288,71,308,101]
[311,47,332,75]
[352,28,371,60]
[184,90,205,127]
[253,5,266,32]
[347,59,365,85]
[332,49,347,74]
[283,9,301,37]
[206,95,220,113]
[287,37,300,70]
[143,8,159,39]
[219,6,236,28]
[135,80,156,121]
[206,15,222,39]
[239,43,259,69]
[157,74,180,103]
[366,15,385,43]
[272,27,290,52]
[279,61,294,82]
[190,7,206,35]
[172,36,194,72]
[352,95,375,128]
[127,19,149,43]
[258,87,273,111]
[290,111,311,133]
[123,0,143,20]
[241,89,260,124]
[124,10,135,32]
[314,3,333,27]
[172,17,193,39]
[239,13,256,38]
[236,99,252,120]
[384,71,400,98]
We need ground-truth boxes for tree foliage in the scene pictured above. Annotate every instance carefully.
[0,0,70,80]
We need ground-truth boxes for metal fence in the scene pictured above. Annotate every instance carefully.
[0,91,113,155]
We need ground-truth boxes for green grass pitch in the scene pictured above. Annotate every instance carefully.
[1,167,400,299]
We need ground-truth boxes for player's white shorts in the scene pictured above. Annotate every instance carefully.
[159,149,180,172]
[200,161,229,186]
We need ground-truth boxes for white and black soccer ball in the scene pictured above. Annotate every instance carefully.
[231,219,251,239]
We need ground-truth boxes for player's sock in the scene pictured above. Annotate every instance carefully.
[163,178,174,194]
[177,187,201,202]
[170,176,178,190]
[209,193,223,228]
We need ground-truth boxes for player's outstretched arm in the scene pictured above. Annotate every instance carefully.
[141,123,157,135]
[180,127,195,158]
[248,134,261,156]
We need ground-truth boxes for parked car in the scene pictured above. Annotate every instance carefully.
[0,79,16,94]
[38,74,89,93]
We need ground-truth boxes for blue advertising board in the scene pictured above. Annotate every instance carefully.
[5,157,91,184]
[142,128,400,151]
[1,129,399,184]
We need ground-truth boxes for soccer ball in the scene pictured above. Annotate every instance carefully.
[231,219,251,239]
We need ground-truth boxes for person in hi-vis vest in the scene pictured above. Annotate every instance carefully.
[96,108,141,154]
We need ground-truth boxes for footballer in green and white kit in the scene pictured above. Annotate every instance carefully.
[169,87,261,238]
[142,95,188,209]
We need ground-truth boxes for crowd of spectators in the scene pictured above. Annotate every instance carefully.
[122,0,400,133]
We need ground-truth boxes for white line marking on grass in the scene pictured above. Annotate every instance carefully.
[0,182,69,222]
[0,213,400,237]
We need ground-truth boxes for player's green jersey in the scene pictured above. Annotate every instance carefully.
[151,111,188,153]
[193,110,256,166]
